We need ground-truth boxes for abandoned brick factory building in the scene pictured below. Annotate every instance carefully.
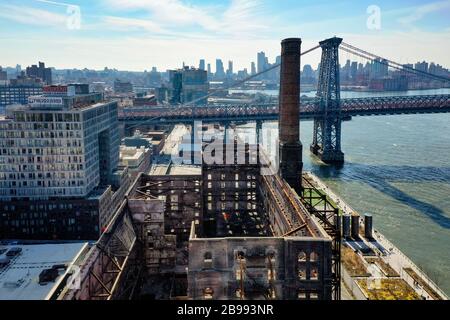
[56,38,340,301]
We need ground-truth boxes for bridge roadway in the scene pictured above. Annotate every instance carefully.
[118,94,450,125]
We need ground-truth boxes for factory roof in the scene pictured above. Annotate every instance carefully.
[0,242,88,300]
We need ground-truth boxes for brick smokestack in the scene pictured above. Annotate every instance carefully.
[278,38,303,192]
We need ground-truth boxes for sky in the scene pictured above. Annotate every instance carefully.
[0,0,449,72]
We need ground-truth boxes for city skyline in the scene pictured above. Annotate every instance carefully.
[0,0,449,71]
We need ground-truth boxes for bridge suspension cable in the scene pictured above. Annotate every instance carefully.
[340,42,450,83]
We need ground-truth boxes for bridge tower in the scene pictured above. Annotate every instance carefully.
[311,37,344,164]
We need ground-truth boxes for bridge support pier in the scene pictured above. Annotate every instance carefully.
[310,37,345,165]
[310,118,344,163]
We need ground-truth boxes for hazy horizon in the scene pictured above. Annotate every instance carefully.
[1,0,449,72]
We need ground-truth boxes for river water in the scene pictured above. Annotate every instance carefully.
[236,88,450,295]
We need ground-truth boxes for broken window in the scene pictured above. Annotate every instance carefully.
[267,252,276,264]
[311,267,319,280]
[298,251,307,262]
[298,266,307,280]
[310,292,319,299]
[267,269,276,281]
[204,252,213,268]
[269,288,276,299]
[203,287,213,299]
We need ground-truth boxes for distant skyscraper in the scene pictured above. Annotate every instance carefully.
[207,63,211,75]
[275,56,281,65]
[350,61,358,79]
[415,61,429,73]
[0,67,6,81]
[169,67,209,105]
[199,59,205,71]
[215,59,225,79]
[26,61,52,85]
[257,52,267,73]
[251,62,256,75]
[227,61,233,77]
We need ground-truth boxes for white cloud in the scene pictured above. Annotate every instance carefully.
[103,0,268,38]
[0,3,67,27]
[398,0,450,28]
[101,16,167,33]
[105,0,219,29]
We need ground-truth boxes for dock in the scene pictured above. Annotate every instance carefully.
[305,172,448,300]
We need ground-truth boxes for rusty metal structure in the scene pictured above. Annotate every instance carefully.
[300,175,341,300]
[59,200,139,300]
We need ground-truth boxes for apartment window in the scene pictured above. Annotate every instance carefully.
[267,269,276,281]
[310,251,319,262]
[235,289,243,299]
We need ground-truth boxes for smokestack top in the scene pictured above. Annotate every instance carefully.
[281,38,302,44]
[281,38,302,55]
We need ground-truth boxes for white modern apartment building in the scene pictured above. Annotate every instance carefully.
[0,84,120,201]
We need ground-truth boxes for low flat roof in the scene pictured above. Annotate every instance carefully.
[0,242,88,300]
[168,165,202,175]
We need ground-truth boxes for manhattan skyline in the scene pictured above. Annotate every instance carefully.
[0,0,449,71]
